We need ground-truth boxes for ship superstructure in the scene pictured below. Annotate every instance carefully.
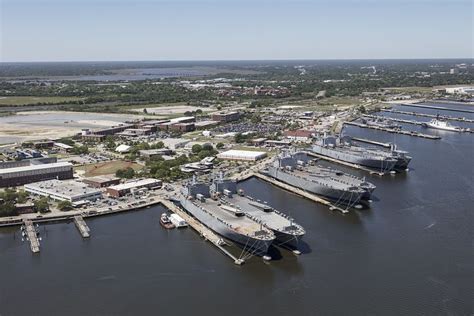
[262,151,375,205]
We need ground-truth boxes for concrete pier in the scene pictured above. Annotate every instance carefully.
[344,121,441,140]
[22,219,40,253]
[381,109,474,123]
[159,199,244,265]
[306,151,387,176]
[74,215,90,238]
[399,103,474,114]
[252,172,349,214]
[351,137,392,148]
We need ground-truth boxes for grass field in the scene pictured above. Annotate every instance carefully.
[75,160,144,177]
[0,96,84,106]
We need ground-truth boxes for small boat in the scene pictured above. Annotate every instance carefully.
[160,213,175,229]
[422,115,465,132]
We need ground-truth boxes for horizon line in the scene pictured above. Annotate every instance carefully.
[1,57,473,64]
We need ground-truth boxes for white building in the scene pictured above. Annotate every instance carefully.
[445,86,474,95]
[217,149,267,161]
[25,179,102,205]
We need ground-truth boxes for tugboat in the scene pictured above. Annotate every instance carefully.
[160,213,175,229]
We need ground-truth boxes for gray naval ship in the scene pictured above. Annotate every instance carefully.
[367,144,412,171]
[310,136,398,172]
[210,175,305,249]
[261,151,376,205]
[179,179,275,256]
[361,116,401,129]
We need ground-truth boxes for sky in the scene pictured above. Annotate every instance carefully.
[0,0,472,62]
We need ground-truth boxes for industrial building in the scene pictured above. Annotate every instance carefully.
[216,149,267,161]
[105,178,162,197]
[0,162,73,187]
[211,111,241,123]
[138,149,174,159]
[25,179,102,205]
[82,175,121,188]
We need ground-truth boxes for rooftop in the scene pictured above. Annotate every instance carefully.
[0,162,72,175]
[108,178,161,191]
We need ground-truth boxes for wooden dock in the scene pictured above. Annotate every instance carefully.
[159,199,244,265]
[74,215,90,238]
[381,109,474,123]
[252,172,350,214]
[306,151,387,176]
[22,219,40,253]
[399,103,474,114]
[344,121,441,140]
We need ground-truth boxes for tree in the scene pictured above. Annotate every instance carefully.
[191,144,202,153]
[72,145,89,155]
[0,202,17,217]
[116,167,135,179]
[143,108,148,114]
[202,143,213,151]
[216,142,224,149]
[58,138,75,146]
[57,200,73,212]
[34,197,50,213]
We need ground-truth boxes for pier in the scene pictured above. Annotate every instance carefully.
[306,151,387,176]
[381,109,474,123]
[159,199,244,265]
[344,121,441,139]
[252,172,349,214]
[362,114,424,126]
[399,103,474,114]
[74,216,90,238]
[351,137,392,148]
[22,219,40,253]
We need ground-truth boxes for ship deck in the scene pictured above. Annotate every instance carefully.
[221,195,304,235]
[284,167,366,191]
[192,198,273,239]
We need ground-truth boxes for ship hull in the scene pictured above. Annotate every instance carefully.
[265,167,364,205]
[273,230,302,249]
[179,198,273,256]
[311,146,397,171]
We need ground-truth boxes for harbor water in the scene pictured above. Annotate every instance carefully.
[0,103,473,315]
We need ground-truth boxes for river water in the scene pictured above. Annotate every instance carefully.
[0,103,472,315]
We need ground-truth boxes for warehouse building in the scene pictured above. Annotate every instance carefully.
[0,162,73,187]
[211,111,241,123]
[82,175,121,188]
[25,179,102,205]
[105,178,162,197]
[217,149,267,161]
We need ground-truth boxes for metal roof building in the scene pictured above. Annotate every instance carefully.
[25,179,102,204]
[216,150,267,161]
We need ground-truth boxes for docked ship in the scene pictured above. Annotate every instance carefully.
[210,175,305,249]
[366,144,412,171]
[261,151,375,205]
[422,117,466,132]
[310,136,398,172]
[179,180,275,256]
[361,116,401,129]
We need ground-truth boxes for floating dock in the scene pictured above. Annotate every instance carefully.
[306,151,387,176]
[74,215,90,238]
[159,199,244,265]
[344,121,441,139]
[22,219,40,253]
[252,172,350,214]
[351,137,392,148]
[381,109,474,123]
[399,103,474,114]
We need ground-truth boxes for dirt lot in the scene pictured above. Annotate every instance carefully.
[75,161,144,177]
